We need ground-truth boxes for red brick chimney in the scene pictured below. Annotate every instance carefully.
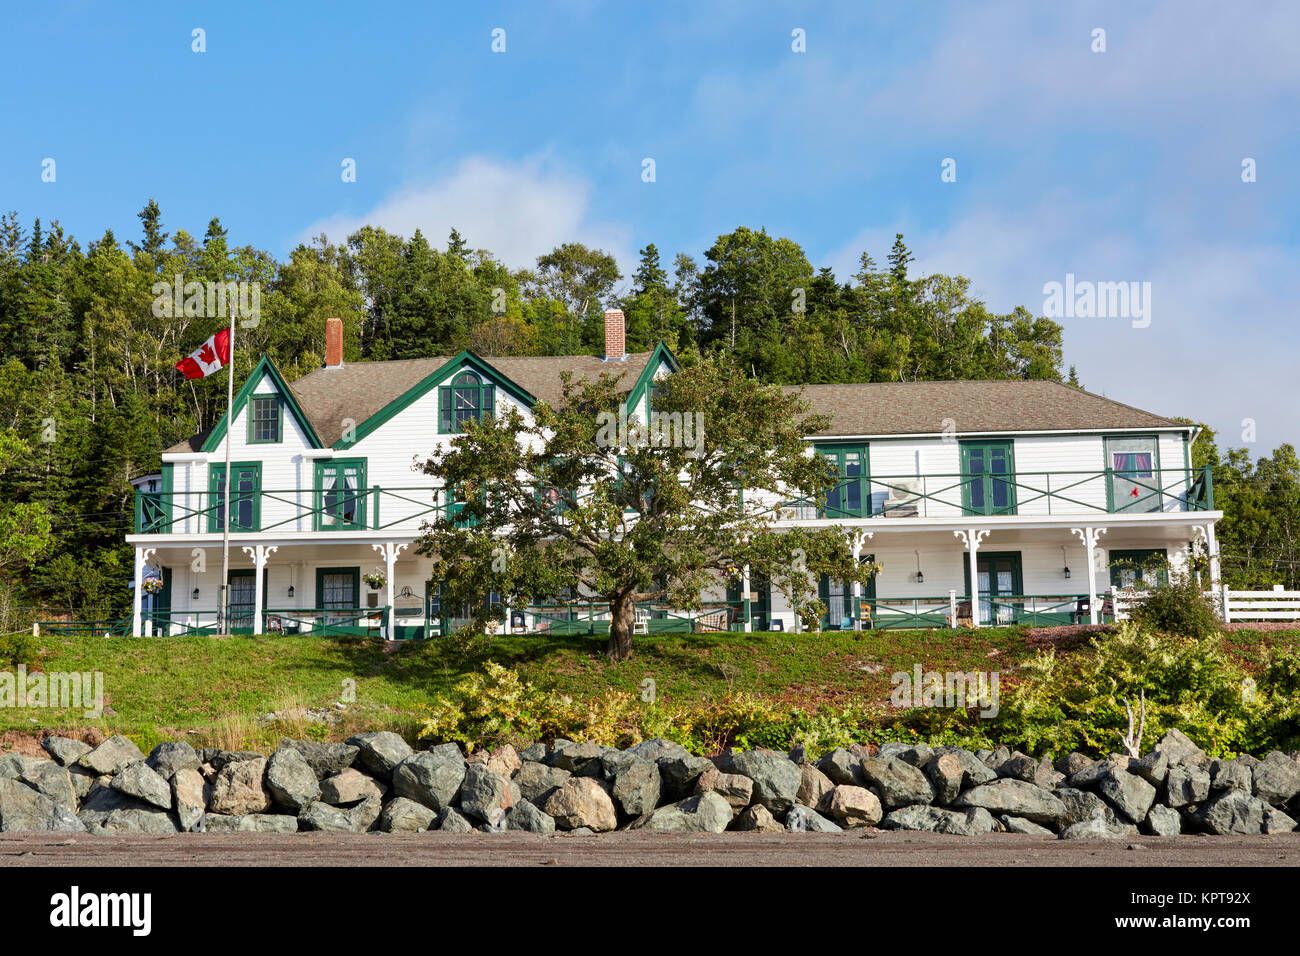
[603,309,626,361]
[325,317,343,368]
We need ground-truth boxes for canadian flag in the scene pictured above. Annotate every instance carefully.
[175,328,231,380]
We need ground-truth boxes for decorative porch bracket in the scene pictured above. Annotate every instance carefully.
[848,530,874,630]
[371,542,410,638]
[1069,527,1107,625]
[241,544,279,635]
[953,529,990,627]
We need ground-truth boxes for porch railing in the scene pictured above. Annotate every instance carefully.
[779,465,1213,520]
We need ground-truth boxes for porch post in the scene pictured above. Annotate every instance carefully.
[848,530,872,630]
[132,547,153,637]
[1070,527,1107,625]
[242,544,277,634]
[372,542,408,639]
[1195,522,1225,620]
[741,564,752,633]
[954,529,989,626]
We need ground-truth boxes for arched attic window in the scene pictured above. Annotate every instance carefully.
[439,369,496,433]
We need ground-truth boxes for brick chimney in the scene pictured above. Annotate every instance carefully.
[603,309,626,361]
[325,317,343,368]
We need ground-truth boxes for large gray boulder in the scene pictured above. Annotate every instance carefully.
[796,762,835,808]
[626,738,691,763]
[515,762,571,806]
[83,808,178,835]
[1253,752,1300,806]
[925,752,965,805]
[732,804,784,832]
[111,762,173,810]
[932,747,998,789]
[1209,758,1253,793]
[207,756,271,815]
[1190,789,1267,835]
[1165,765,1211,808]
[785,804,843,832]
[694,768,753,810]
[319,768,386,806]
[550,741,607,774]
[817,785,883,828]
[1155,729,1206,767]
[1000,815,1055,836]
[878,742,933,767]
[859,757,935,810]
[41,737,92,767]
[817,748,865,786]
[881,805,996,836]
[1058,817,1140,840]
[1130,749,1169,787]
[657,753,715,802]
[0,778,83,832]
[298,801,354,832]
[1097,768,1157,825]
[77,735,145,775]
[543,778,617,831]
[392,750,466,812]
[345,732,412,778]
[1068,754,1132,789]
[459,765,516,824]
[1143,804,1182,836]
[172,768,206,831]
[13,759,77,810]
[435,807,475,833]
[147,741,201,779]
[279,739,360,779]
[715,749,802,814]
[610,758,660,818]
[265,747,322,810]
[204,813,298,833]
[954,779,1068,827]
[506,799,556,834]
[1263,804,1297,834]
[635,791,734,833]
[380,797,436,833]
[1056,787,1120,826]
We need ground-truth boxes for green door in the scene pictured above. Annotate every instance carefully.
[1109,549,1169,588]
[227,569,265,633]
[146,567,172,635]
[316,567,360,631]
[819,557,875,630]
[961,441,1016,516]
[817,445,869,517]
[964,552,1023,626]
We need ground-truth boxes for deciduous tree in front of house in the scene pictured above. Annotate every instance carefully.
[415,356,873,660]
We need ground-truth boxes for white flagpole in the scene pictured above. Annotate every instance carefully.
[218,297,237,634]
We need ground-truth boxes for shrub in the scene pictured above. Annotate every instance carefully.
[1127,575,1222,640]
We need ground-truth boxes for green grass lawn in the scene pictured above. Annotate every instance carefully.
[4,625,1296,754]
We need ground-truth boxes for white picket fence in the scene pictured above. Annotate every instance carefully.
[1111,583,1300,624]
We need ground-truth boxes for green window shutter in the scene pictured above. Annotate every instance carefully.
[439,387,453,433]
[314,459,367,530]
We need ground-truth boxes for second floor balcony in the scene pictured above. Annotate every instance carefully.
[132,464,1215,537]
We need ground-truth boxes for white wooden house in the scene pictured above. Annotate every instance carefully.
[126,312,1221,637]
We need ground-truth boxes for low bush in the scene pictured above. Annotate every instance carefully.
[1126,575,1223,640]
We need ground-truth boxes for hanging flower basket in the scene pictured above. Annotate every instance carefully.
[363,571,387,591]
[141,576,164,595]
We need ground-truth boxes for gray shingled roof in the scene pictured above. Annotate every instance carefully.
[786,380,1185,437]
[167,351,656,452]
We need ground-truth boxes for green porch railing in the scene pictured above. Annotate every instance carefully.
[35,618,132,637]
[777,465,1214,521]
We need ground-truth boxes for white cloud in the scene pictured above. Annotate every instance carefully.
[295,156,634,273]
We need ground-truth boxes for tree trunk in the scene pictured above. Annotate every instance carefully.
[606,591,636,661]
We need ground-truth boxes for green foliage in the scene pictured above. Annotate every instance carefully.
[991,623,1298,757]
[0,629,37,667]
[1127,575,1224,640]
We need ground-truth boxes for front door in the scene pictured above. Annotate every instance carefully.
[227,569,263,633]
[145,567,172,635]
[316,567,360,629]
[961,441,1016,516]
[964,552,1023,626]
[820,557,875,630]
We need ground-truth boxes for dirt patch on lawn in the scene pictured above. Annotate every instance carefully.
[0,727,106,757]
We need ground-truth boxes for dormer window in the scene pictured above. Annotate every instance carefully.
[439,370,495,433]
[248,395,282,443]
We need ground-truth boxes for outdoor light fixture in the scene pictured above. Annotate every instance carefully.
[287,585,295,598]
[1062,546,1071,579]
[914,550,924,584]
[192,588,200,600]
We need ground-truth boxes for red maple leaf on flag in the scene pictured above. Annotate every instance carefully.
[197,343,217,365]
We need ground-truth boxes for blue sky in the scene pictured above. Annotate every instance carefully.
[3,1,1297,450]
